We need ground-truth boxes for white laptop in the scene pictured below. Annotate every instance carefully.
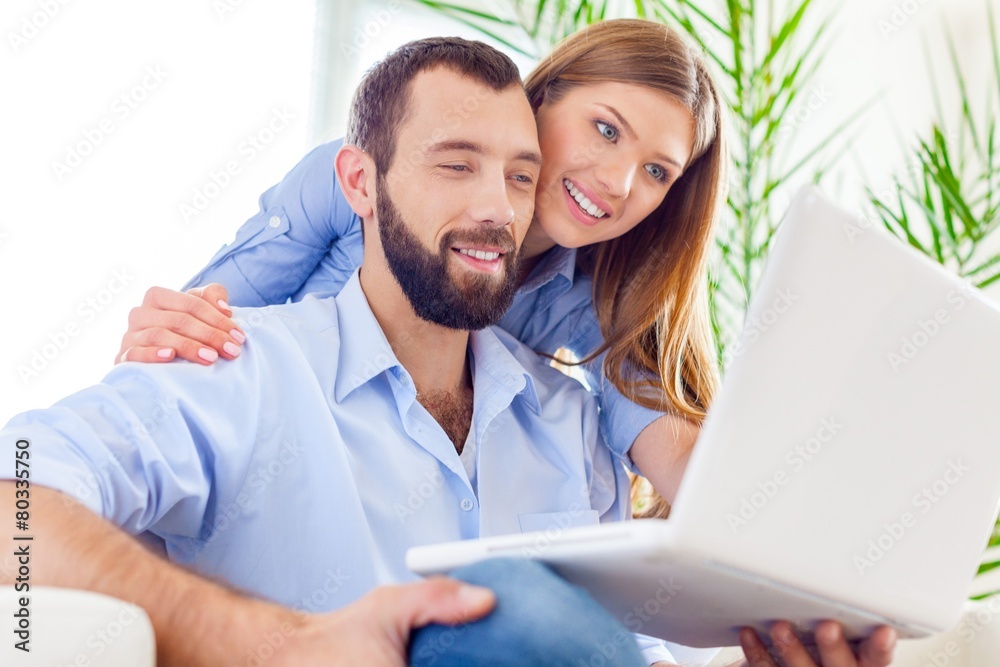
[407,186,1000,648]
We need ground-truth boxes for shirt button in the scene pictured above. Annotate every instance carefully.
[460,498,474,511]
[268,215,281,228]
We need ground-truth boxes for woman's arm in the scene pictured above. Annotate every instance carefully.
[628,413,699,506]
[117,140,364,365]
[181,140,359,306]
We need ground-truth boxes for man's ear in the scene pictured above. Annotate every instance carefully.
[334,144,376,219]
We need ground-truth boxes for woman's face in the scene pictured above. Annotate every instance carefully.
[528,81,696,252]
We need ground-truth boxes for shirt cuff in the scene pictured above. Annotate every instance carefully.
[664,643,722,665]
[0,419,105,517]
[634,632,676,665]
[183,256,269,308]
[598,389,666,475]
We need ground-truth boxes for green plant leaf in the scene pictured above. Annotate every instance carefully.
[967,253,1000,279]
[760,0,812,72]
[413,1,536,56]
[944,20,983,156]
[766,96,875,197]
[414,1,522,26]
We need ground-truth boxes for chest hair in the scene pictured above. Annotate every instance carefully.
[417,388,473,453]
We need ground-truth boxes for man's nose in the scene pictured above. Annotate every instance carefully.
[468,171,516,227]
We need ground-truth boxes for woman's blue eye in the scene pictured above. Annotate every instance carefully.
[596,121,618,142]
[646,164,667,182]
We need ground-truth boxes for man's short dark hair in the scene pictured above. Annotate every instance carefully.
[345,37,523,173]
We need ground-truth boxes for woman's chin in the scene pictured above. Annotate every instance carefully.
[533,210,598,250]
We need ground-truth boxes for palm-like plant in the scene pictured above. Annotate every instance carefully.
[866,7,1000,292]
[650,0,869,363]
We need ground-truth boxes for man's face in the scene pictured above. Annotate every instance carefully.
[374,66,541,330]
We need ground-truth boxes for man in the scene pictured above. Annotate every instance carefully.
[1,37,654,667]
[1,38,894,667]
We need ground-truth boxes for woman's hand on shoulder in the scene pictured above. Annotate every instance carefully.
[116,284,245,366]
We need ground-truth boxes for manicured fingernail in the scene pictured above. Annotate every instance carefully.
[218,299,231,312]
[157,348,173,359]
[223,342,241,357]
[230,329,246,344]
[198,347,218,362]
[458,585,494,607]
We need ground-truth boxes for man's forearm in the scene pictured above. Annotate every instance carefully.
[0,482,297,666]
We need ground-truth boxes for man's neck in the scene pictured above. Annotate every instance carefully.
[358,264,473,448]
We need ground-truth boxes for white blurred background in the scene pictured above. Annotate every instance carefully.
[0,0,995,420]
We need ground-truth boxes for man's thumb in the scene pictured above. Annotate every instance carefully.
[388,577,495,632]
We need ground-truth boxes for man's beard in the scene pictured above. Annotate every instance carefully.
[376,175,521,330]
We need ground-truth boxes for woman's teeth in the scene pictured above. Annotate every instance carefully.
[458,249,501,261]
[563,179,607,219]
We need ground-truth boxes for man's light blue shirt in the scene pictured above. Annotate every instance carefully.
[0,270,704,663]
[2,272,631,607]
[182,139,667,470]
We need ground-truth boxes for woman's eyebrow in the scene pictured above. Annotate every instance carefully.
[596,103,684,171]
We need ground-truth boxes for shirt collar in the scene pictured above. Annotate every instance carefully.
[333,269,540,413]
[469,327,541,415]
[333,271,403,402]
[517,245,578,295]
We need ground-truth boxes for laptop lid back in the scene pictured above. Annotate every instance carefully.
[669,187,1000,631]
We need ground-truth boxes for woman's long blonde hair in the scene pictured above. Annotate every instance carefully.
[524,19,727,518]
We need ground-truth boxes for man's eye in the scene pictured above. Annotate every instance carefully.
[595,121,618,142]
[512,174,533,184]
[445,164,469,172]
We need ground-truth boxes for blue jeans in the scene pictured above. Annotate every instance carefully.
[409,558,647,667]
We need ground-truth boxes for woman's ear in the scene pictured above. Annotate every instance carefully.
[334,144,375,219]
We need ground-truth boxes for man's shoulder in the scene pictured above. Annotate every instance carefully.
[229,296,343,359]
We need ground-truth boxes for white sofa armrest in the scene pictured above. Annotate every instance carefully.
[0,586,154,666]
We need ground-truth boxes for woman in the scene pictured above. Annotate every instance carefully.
[119,19,723,521]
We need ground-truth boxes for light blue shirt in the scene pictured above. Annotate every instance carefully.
[182,139,667,470]
[1,272,688,663]
[5,271,630,590]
